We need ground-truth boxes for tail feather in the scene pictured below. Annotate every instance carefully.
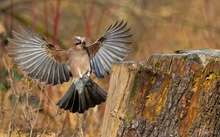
[56,81,76,110]
[69,92,79,113]
[87,86,104,104]
[90,83,107,101]
[78,91,89,112]
[56,77,107,113]
[84,88,96,108]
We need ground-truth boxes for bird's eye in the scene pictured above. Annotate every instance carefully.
[47,44,55,49]
[75,39,81,45]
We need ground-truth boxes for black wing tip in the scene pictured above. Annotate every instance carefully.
[115,20,119,25]
[6,38,16,46]
[118,19,124,24]
[118,19,127,26]
[18,25,32,34]
[107,24,113,31]
[17,25,30,31]
[7,37,11,41]
[11,30,16,34]
[18,25,23,31]
[127,33,133,38]
[5,44,14,51]
[28,25,32,32]
[18,25,31,29]
[108,19,129,32]
[113,19,124,26]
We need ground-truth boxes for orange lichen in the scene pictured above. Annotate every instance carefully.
[203,72,216,91]
[143,78,170,120]
[192,76,200,92]
[155,84,168,116]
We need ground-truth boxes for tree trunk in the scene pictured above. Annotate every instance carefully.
[101,49,220,137]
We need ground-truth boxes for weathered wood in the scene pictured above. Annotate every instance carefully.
[101,49,220,137]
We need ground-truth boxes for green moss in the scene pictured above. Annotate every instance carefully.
[125,71,142,120]
[129,74,139,101]
[123,107,135,121]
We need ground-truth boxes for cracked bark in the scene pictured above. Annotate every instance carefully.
[101,49,220,137]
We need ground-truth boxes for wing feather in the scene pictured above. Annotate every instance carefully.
[7,26,72,85]
[87,20,132,78]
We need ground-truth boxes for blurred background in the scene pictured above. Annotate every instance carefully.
[0,0,220,136]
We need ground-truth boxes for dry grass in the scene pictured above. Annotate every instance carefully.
[1,0,220,136]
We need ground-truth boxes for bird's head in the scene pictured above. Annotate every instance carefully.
[74,36,86,47]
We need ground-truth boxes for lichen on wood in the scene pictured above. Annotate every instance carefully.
[101,49,220,137]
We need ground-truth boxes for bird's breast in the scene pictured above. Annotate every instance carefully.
[68,48,90,78]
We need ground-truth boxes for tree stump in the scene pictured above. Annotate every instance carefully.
[101,49,220,137]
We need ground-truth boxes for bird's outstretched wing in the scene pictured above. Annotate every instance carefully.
[7,26,72,85]
[87,20,132,78]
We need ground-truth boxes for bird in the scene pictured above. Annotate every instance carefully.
[6,20,132,113]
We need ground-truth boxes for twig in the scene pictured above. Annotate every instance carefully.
[3,56,19,137]
[76,113,84,137]
[53,0,61,46]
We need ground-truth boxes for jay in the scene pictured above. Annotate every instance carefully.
[7,20,132,113]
